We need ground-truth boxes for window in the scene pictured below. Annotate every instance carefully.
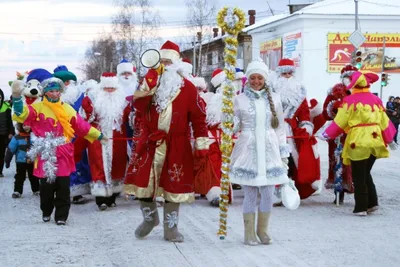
[207,53,213,66]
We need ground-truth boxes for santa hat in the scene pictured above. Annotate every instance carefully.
[235,67,244,80]
[100,72,119,88]
[275,58,295,74]
[211,68,226,88]
[192,77,207,90]
[53,65,77,82]
[117,59,135,75]
[160,40,180,62]
[245,60,269,81]
[180,58,193,75]
[346,71,379,90]
[340,64,358,79]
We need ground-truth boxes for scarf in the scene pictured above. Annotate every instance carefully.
[42,97,75,142]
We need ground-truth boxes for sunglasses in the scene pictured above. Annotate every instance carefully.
[282,72,292,75]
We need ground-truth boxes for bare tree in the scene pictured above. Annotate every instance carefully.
[80,34,119,80]
[185,0,216,76]
[112,0,162,76]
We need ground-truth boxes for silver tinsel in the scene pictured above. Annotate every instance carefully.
[27,132,66,183]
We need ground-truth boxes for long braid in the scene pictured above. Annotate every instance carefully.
[265,86,279,129]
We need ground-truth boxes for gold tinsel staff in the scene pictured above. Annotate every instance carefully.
[216,7,246,240]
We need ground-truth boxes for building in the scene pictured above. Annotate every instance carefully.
[180,10,256,91]
[244,0,400,102]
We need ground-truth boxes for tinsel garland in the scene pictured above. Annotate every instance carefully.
[216,7,246,240]
[27,132,65,184]
[333,136,343,196]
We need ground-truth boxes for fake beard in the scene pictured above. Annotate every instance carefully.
[153,64,183,113]
[61,84,80,105]
[118,74,138,96]
[273,76,304,104]
[93,87,127,133]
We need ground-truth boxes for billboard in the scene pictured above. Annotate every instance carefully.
[260,38,282,70]
[283,31,302,68]
[327,33,400,73]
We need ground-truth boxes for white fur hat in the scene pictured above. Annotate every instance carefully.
[117,59,134,75]
[245,60,269,81]
[211,68,226,88]
[192,77,207,90]
[100,72,118,88]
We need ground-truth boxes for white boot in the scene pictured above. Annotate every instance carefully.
[243,213,258,245]
[256,212,272,244]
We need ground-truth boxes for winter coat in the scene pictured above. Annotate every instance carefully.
[5,133,31,164]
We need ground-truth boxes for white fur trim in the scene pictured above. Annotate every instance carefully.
[70,183,90,197]
[310,102,323,119]
[235,71,244,80]
[311,179,322,191]
[179,62,193,75]
[100,76,119,88]
[211,71,226,88]
[299,121,314,136]
[193,77,206,90]
[160,49,180,62]
[275,65,296,74]
[312,143,319,159]
[285,123,299,168]
[206,186,221,202]
[117,62,134,75]
[90,182,114,197]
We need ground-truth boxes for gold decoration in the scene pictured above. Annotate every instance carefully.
[216,7,246,240]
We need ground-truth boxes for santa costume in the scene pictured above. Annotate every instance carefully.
[272,58,321,199]
[124,40,209,242]
[323,82,354,204]
[81,72,131,210]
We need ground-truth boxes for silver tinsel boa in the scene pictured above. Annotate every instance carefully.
[27,132,66,183]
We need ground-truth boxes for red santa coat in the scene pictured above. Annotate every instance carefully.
[124,78,209,203]
[282,88,321,199]
[81,96,131,197]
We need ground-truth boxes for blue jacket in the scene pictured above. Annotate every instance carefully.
[6,134,31,164]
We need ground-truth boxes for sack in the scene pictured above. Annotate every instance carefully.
[281,179,301,210]
[193,154,218,195]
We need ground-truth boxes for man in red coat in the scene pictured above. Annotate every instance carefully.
[81,72,131,211]
[272,58,321,200]
[124,40,209,242]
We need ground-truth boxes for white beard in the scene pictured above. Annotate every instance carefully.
[153,63,183,113]
[93,88,127,133]
[118,74,138,97]
[272,76,305,113]
[61,84,81,105]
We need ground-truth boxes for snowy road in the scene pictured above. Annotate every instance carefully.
[0,141,399,267]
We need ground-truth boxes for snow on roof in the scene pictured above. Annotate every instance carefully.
[245,0,400,33]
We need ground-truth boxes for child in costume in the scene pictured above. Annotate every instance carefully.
[11,69,107,225]
[5,123,39,198]
[321,70,397,216]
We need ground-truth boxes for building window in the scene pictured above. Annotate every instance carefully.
[237,45,244,60]
[207,53,213,66]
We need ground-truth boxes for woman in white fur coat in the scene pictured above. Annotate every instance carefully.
[229,60,290,246]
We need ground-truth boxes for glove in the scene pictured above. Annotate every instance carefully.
[194,149,208,158]
[100,135,109,145]
[11,80,24,98]
[388,142,398,151]
[316,132,329,141]
[282,158,289,170]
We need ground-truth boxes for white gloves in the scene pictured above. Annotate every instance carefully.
[100,135,109,145]
[316,132,329,141]
[388,142,398,151]
[11,80,24,98]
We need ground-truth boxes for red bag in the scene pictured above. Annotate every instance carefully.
[193,155,219,195]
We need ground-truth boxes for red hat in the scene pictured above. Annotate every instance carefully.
[182,58,191,64]
[210,68,226,88]
[340,64,358,78]
[276,58,295,74]
[100,72,118,89]
[160,40,180,62]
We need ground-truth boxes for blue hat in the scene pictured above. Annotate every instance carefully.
[27,69,53,83]
[235,67,244,80]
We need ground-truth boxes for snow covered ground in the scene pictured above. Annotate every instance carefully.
[0,141,399,267]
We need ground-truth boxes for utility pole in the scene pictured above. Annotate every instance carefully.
[380,38,386,99]
[351,0,359,65]
[355,0,358,31]
[193,37,197,76]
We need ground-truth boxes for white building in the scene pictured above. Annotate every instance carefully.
[244,0,400,103]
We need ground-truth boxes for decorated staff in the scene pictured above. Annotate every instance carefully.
[216,7,245,239]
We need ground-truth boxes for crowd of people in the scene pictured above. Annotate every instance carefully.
[1,39,397,245]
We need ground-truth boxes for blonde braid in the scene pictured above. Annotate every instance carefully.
[265,86,279,129]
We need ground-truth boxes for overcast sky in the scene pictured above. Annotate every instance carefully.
[0,0,319,97]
